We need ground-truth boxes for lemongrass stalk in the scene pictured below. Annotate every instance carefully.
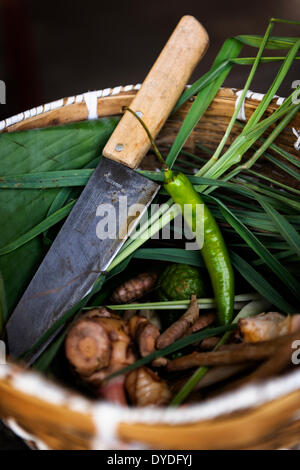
[107,204,181,272]
[198,42,300,182]
[231,56,300,64]
[243,39,300,131]
[205,103,300,194]
[103,292,259,310]
[105,302,246,311]
[243,170,300,196]
[196,20,275,177]
[271,18,300,25]
[237,181,300,211]
[264,140,300,168]
[195,96,299,193]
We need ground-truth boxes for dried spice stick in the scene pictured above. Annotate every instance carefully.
[186,312,216,335]
[166,332,300,371]
[156,295,199,349]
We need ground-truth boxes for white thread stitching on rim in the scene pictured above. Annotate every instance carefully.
[292,128,300,150]
[234,88,286,122]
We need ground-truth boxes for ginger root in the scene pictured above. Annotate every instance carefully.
[125,367,172,406]
[238,312,300,343]
[65,308,136,404]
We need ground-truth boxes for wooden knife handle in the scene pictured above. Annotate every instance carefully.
[102,15,209,169]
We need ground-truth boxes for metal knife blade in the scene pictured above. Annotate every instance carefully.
[6,159,158,359]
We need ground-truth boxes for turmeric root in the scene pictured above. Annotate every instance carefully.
[238,312,300,342]
[110,272,158,304]
[156,295,199,349]
[125,367,172,406]
[65,309,136,404]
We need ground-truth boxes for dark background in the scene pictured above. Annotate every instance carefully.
[0,0,299,121]
[0,0,299,451]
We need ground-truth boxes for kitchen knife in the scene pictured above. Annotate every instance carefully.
[6,16,209,361]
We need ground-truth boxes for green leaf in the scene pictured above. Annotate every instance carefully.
[0,271,7,335]
[214,197,300,299]
[0,169,93,189]
[133,247,204,267]
[236,35,300,49]
[230,251,295,313]
[0,200,75,256]
[265,154,300,181]
[256,196,300,259]
[104,292,259,311]
[0,118,119,313]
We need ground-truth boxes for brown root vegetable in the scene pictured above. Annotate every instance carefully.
[110,272,158,304]
[151,357,169,368]
[198,336,220,350]
[156,295,199,350]
[186,312,216,335]
[123,309,138,322]
[65,317,111,377]
[170,364,254,393]
[128,315,160,357]
[65,310,136,403]
[125,367,172,406]
[139,309,162,331]
[238,312,300,343]
[212,333,300,396]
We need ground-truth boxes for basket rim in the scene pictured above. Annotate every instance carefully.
[0,83,289,132]
[1,362,300,447]
[1,83,300,449]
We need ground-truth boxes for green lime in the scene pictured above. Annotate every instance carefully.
[158,263,205,301]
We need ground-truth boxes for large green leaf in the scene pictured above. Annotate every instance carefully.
[0,118,119,313]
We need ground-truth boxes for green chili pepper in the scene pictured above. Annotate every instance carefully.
[164,169,234,325]
[125,107,234,325]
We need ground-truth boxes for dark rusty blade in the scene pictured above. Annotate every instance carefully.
[6,157,159,361]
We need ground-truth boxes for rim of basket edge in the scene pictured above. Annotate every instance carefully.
[0,84,299,431]
[0,84,288,132]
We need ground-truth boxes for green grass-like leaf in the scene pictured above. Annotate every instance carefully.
[256,196,300,259]
[230,251,295,313]
[213,197,300,299]
[0,118,119,312]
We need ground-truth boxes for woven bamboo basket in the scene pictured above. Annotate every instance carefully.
[0,86,300,450]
